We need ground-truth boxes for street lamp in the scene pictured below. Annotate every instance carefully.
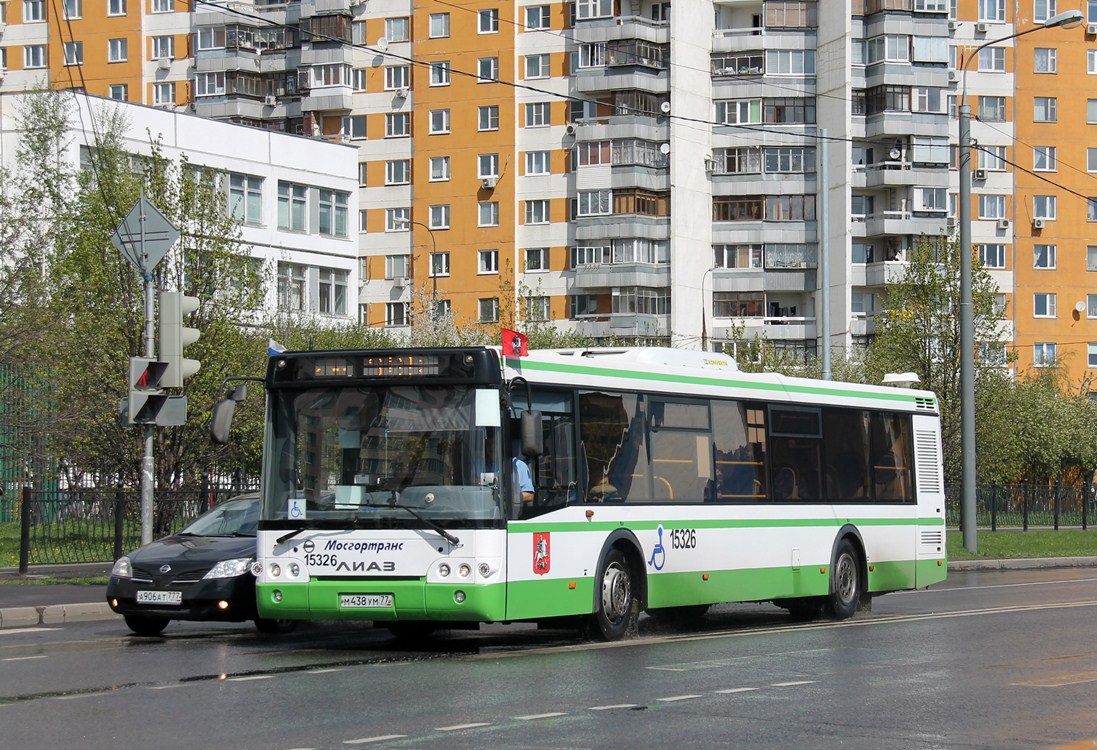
[700,266,715,352]
[396,217,438,310]
[957,9,1083,552]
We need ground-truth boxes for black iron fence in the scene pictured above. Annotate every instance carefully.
[943,482,1095,531]
[5,484,257,572]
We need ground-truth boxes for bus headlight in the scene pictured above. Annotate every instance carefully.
[454,590,466,603]
[478,562,495,578]
[289,563,300,577]
[270,563,282,578]
[458,563,471,578]
[438,563,451,578]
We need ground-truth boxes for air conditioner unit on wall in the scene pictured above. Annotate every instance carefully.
[1032,217,1046,229]
[1087,23,1097,35]
[157,57,171,70]
[393,277,409,288]
[263,95,276,106]
[565,124,577,136]
[947,19,957,30]
[996,218,1010,230]
[947,69,958,82]
[975,21,988,33]
[481,177,497,190]
[973,168,987,181]
[394,87,409,98]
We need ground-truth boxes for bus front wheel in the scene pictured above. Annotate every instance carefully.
[590,548,640,641]
[826,540,862,620]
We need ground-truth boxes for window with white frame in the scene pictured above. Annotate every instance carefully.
[318,190,348,238]
[577,190,611,216]
[385,302,408,327]
[357,163,368,187]
[1089,246,1097,270]
[386,160,410,185]
[525,54,550,79]
[342,115,366,139]
[1088,197,1097,222]
[63,42,83,66]
[717,99,762,125]
[1034,47,1057,73]
[479,202,499,227]
[526,296,550,322]
[1088,99,1097,123]
[1033,195,1056,219]
[152,83,175,105]
[1089,294,1097,318]
[430,252,450,277]
[979,195,1006,219]
[478,154,500,178]
[23,0,44,20]
[24,45,46,68]
[525,151,550,175]
[993,294,1007,318]
[978,0,1005,21]
[978,244,1006,269]
[525,199,550,224]
[108,0,125,15]
[429,156,450,181]
[1034,244,1056,269]
[430,61,451,86]
[108,38,128,63]
[1034,342,1057,366]
[478,57,499,81]
[108,84,128,101]
[386,255,410,279]
[766,49,815,75]
[386,207,410,231]
[978,47,1005,72]
[525,247,549,272]
[385,17,410,42]
[278,182,307,231]
[1088,343,1097,367]
[865,35,910,64]
[479,8,499,32]
[525,102,550,127]
[1034,0,1056,22]
[578,43,607,68]
[915,187,947,213]
[979,342,1008,366]
[1033,146,1056,171]
[150,36,174,60]
[151,0,172,11]
[278,263,306,311]
[912,88,947,114]
[386,113,410,137]
[978,96,1007,121]
[385,66,410,90]
[1089,148,1097,172]
[229,174,262,225]
[430,13,450,38]
[525,5,550,29]
[62,0,80,18]
[913,36,948,63]
[478,249,499,274]
[359,209,368,233]
[979,145,1008,170]
[715,244,764,268]
[479,298,500,323]
[318,268,348,316]
[1034,293,1057,318]
[1089,49,1097,73]
[429,109,451,134]
[1034,97,1057,122]
[429,204,450,229]
[577,0,613,20]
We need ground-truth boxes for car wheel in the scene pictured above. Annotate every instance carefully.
[254,618,298,634]
[124,614,169,637]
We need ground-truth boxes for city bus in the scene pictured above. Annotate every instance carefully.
[216,346,946,640]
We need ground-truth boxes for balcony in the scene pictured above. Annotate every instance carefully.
[569,263,669,291]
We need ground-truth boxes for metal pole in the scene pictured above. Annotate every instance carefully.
[819,129,831,380]
[140,192,156,546]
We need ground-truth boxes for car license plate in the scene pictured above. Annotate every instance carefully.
[136,590,182,605]
[339,594,393,609]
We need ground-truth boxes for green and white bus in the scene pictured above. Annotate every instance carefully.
[228,346,946,640]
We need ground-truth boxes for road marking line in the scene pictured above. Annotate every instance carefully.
[515,712,567,720]
[714,687,759,694]
[0,628,61,635]
[1011,672,1097,688]
[436,723,492,731]
[307,668,344,674]
[589,704,640,710]
[772,680,816,687]
[3,655,48,661]
[228,675,274,682]
[344,735,407,745]
[657,694,703,702]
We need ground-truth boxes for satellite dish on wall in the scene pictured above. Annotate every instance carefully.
[376,37,389,52]
[659,143,670,155]
[660,101,671,114]
[1076,300,1087,313]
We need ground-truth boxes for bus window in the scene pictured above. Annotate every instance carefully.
[822,408,871,501]
[712,401,766,501]
[768,405,822,501]
[578,391,651,503]
[649,398,711,503]
[870,412,914,502]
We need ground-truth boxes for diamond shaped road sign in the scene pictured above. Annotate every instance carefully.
[111,196,180,274]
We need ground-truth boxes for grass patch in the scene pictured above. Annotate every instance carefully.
[947,528,1097,560]
[2,576,110,586]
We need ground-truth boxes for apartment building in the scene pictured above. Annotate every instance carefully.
[0,90,359,322]
[3,0,1094,389]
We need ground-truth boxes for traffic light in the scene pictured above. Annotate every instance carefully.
[159,291,201,388]
[127,357,168,425]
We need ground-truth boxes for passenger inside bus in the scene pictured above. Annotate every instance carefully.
[773,466,801,500]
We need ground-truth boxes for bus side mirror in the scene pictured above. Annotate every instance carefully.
[210,383,247,445]
[520,411,543,457]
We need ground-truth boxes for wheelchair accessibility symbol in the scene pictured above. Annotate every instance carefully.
[647,524,666,571]
[288,497,306,519]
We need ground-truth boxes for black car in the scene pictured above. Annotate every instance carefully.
[106,494,296,636]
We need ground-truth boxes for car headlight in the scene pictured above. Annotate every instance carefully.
[110,556,133,578]
[203,558,253,579]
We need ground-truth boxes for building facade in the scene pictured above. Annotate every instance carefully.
[2,0,1095,390]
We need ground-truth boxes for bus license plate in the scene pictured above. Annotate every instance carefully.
[136,590,182,605]
[339,594,393,609]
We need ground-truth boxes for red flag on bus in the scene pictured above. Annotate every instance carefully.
[502,328,529,357]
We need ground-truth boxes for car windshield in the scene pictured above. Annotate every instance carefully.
[180,497,258,536]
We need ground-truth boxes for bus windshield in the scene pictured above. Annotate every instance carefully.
[263,384,505,525]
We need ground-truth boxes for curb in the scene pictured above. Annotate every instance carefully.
[1,603,118,629]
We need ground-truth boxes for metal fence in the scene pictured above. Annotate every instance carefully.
[944,482,1094,530]
[5,484,257,571]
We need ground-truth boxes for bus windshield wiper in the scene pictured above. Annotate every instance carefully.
[366,491,460,547]
[276,527,308,545]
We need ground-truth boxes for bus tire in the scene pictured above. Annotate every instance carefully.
[826,539,862,620]
[124,614,169,637]
[590,548,640,641]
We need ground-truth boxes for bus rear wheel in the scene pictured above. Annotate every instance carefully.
[589,548,640,641]
[826,540,862,620]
